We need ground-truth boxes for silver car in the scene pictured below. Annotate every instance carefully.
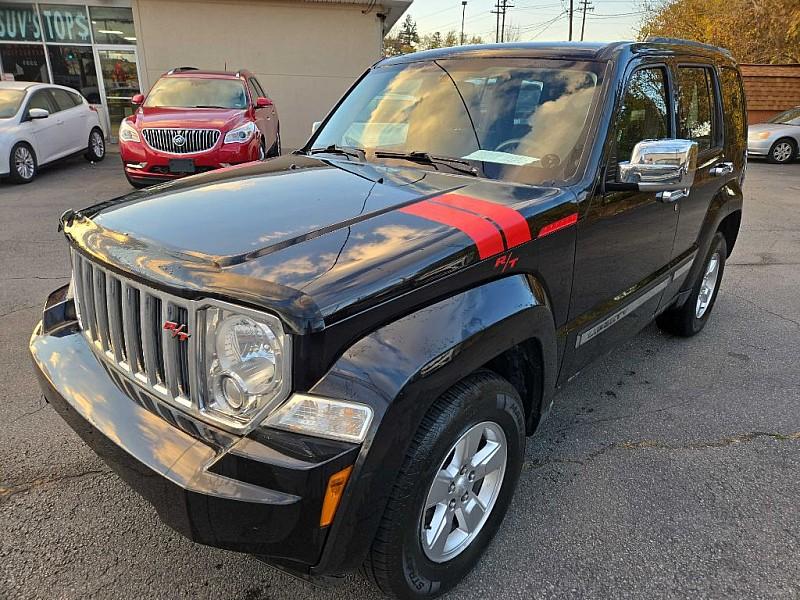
[747,107,800,164]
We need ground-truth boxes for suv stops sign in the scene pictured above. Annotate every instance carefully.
[0,4,91,43]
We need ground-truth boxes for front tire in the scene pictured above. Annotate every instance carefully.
[362,371,525,599]
[657,232,727,337]
[266,130,281,158]
[9,142,37,184]
[85,127,106,162]
[766,138,796,164]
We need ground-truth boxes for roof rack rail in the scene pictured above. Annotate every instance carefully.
[166,66,199,75]
[644,36,733,56]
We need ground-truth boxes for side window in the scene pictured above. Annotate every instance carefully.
[68,91,85,106]
[246,79,260,103]
[252,78,267,98]
[50,88,78,111]
[720,67,746,151]
[614,67,670,164]
[514,80,543,124]
[28,90,57,113]
[676,66,717,152]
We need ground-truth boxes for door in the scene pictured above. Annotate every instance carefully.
[95,47,140,140]
[23,90,62,163]
[671,65,726,261]
[49,88,87,154]
[565,64,679,374]
[250,77,278,145]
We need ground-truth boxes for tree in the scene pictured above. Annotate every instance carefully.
[468,35,485,45]
[444,31,459,47]
[637,0,800,64]
[398,14,420,48]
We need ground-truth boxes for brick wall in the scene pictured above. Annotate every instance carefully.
[740,64,800,124]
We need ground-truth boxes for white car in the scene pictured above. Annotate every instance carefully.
[0,81,106,184]
[747,106,800,164]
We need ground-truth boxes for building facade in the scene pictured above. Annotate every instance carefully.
[740,64,800,124]
[0,0,411,147]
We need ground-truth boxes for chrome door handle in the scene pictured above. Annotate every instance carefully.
[656,188,689,203]
[710,162,734,176]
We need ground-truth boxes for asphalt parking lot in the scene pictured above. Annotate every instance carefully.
[1,155,798,599]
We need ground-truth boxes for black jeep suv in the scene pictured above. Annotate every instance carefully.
[31,40,746,599]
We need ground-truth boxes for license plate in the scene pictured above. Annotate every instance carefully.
[169,159,195,174]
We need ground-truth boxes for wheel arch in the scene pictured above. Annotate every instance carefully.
[309,274,558,576]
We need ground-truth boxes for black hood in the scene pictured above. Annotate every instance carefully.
[66,155,570,332]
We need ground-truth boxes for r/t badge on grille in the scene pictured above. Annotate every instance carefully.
[163,321,191,341]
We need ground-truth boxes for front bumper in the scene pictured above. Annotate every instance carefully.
[120,136,260,183]
[30,289,358,572]
[747,139,772,157]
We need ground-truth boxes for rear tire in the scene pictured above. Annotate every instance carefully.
[9,142,37,184]
[362,371,525,600]
[766,138,796,164]
[656,232,727,337]
[85,127,106,162]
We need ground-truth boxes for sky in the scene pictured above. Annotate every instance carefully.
[399,0,646,43]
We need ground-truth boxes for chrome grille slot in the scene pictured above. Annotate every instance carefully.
[70,250,194,410]
[141,128,220,154]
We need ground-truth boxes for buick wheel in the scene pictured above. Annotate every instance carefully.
[9,143,37,184]
[767,138,796,164]
[362,371,525,599]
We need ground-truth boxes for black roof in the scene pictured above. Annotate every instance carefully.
[380,39,734,66]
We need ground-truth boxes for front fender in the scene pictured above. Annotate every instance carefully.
[309,274,557,576]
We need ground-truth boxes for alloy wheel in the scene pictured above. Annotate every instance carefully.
[773,141,793,163]
[421,421,507,563]
[14,146,34,180]
[91,131,105,158]
[696,251,721,318]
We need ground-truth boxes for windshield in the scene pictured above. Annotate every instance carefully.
[768,107,800,126]
[144,78,247,109]
[0,90,25,118]
[312,58,605,185]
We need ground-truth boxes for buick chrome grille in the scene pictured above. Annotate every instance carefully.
[141,128,220,154]
[71,249,198,411]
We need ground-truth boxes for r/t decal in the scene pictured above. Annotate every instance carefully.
[495,251,519,272]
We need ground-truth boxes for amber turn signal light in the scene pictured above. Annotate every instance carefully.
[320,466,353,527]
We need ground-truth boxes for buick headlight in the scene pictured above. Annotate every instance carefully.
[203,303,290,425]
[119,120,140,142]
[224,121,256,144]
[265,394,373,443]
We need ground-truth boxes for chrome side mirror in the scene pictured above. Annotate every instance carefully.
[28,108,49,120]
[618,139,698,193]
[311,121,322,135]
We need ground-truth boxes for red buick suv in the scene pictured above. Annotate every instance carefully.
[119,68,280,188]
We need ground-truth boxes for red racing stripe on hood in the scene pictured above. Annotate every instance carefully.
[399,200,505,259]
[430,193,532,249]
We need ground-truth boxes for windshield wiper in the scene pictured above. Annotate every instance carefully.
[192,105,229,109]
[308,144,365,160]
[374,150,480,177]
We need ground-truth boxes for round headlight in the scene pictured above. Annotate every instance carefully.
[209,314,283,417]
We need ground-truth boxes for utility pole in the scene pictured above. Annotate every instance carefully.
[579,0,593,41]
[500,0,514,42]
[568,0,574,40]
[461,1,467,45]
[491,0,501,43]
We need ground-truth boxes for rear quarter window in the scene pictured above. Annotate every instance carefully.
[720,67,746,150]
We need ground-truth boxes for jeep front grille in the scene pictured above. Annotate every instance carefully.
[71,250,199,411]
[141,128,220,154]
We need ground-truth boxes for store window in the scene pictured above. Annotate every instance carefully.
[97,48,139,137]
[0,3,42,42]
[38,4,91,43]
[1,43,48,82]
[89,6,135,45]
[48,45,98,101]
